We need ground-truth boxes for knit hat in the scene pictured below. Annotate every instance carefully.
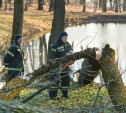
[15,34,22,42]
[59,32,68,39]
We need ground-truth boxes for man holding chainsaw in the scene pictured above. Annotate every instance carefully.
[49,32,73,99]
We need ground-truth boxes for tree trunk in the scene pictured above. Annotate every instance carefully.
[38,0,43,10]
[43,35,48,63]
[100,44,126,110]
[4,0,7,10]
[99,72,104,84]
[0,48,96,101]
[49,0,54,11]
[48,0,65,59]
[115,0,118,12]
[94,0,97,12]
[78,48,101,85]
[123,0,126,11]
[0,100,53,113]
[66,0,70,4]
[99,0,102,7]
[12,0,24,43]
[39,37,43,66]
[28,43,33,71]
[119,0,121,12]
[110,0,112,9]
[83,0,86,12]
[0,0,2,8]
[25,0,28,11]
[32,40,35,70]
[102,0,107,12]
[78,58,100,85]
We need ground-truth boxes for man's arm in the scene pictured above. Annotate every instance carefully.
[50,45,58,59]
[3,46,17,67]
[66,42,73,55]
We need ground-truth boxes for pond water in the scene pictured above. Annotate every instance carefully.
[1,23,126,87]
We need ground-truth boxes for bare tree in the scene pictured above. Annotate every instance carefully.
[80,0,86,12]
[99,0,102,7]
[83,0,86,12]
[25,0,28,11]
[49,0,54,11]
[110,0,113,9]
[32,40,35,70]
[38,0,43,10]
[43,36,48,63]
[123,0,126,11]
[4,0,7,10]
[94,0,97,12]
[0,0,2,8]
[28,43,33,71]
[12,0,24,43]
[48,0,65,59]
[66,0,70,4]
[115,0,118,12]
[39,37,43,66]
[102,0,107,12]
[119,0,121,12]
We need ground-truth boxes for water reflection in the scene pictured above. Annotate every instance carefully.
[23,35,48,75]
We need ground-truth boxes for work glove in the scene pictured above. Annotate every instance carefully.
[66,50,73,56]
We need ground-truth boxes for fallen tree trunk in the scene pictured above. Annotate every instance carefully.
[78,48,101,85]
[78,58,101,85]
[0,100,53,113]
[0,48,97,101]
[100,44,126,110]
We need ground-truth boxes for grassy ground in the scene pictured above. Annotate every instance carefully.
[17,82,117,112]
[0,9,53,45]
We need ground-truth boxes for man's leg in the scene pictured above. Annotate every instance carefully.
[8,70,20,81]
[49,84,58,99]
[49,75,59,99]
[8,71,21,99]
[61,73,70,98]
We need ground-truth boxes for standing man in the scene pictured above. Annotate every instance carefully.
[4,34,23,82]
[49,31,73,100]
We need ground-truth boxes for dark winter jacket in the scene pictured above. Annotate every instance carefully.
[50,35,72,59]
[4,41,23,72]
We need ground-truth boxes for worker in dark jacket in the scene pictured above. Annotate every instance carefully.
[4,34,23,82]
[49,32,73,100]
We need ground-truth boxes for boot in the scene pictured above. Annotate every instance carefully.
[49,90,57,100]
[61,91,69,98]
[61,94,69,98]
